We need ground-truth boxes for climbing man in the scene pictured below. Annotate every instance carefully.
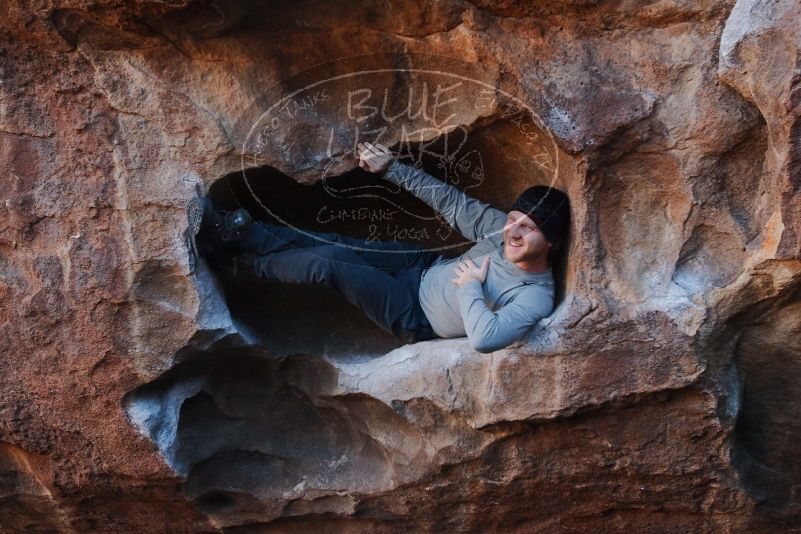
[187,141,570,353]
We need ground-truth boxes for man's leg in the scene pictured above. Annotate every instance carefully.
[246,244,434,344]
[240,221,438,274]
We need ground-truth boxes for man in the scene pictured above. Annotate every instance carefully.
[187,141,569,353]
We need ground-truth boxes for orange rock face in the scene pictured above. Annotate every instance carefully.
[0,0,799,532]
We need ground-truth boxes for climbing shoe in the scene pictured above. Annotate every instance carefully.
[214,208,253,243]
[186,196,254,257]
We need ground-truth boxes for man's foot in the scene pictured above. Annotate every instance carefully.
[186,195,254,258]
[219,208,254,242]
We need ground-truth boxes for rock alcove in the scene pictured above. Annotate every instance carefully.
[124,119,578,528]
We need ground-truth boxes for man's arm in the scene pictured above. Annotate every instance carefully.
[456,281,553,353]
[383,159,507,242]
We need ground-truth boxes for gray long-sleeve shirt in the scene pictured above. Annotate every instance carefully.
[383,160,555,353]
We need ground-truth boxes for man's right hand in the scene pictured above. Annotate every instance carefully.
[357,142,394,173]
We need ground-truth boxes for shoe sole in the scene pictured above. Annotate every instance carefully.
[187,197,205,239]
[186,196,208,271]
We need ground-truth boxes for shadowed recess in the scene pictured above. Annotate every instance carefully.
[123,338,426,524]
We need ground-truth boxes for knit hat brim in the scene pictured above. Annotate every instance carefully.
[510,186,570,245]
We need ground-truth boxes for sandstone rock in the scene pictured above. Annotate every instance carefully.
[0,0,799,531]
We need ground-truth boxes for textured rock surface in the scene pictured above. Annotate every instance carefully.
[0,0,799,532]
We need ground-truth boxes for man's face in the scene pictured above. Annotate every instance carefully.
[502,210,550,263]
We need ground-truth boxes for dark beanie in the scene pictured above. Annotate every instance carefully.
[510,185,570,245]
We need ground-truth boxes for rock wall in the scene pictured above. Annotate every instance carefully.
[0,0,799,532]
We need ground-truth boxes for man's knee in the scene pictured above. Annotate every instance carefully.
[309,246,365,282]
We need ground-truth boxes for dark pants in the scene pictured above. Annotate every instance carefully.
[238,221,441,344]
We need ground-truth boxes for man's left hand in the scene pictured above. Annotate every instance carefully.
[450,256,490,287]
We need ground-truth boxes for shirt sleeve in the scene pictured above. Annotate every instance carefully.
[456,280,554,353]
[383,159,508,242]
